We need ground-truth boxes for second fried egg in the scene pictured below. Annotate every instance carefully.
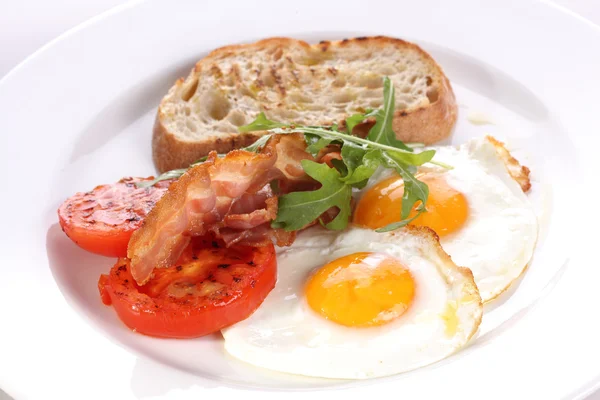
[353,136,538,302]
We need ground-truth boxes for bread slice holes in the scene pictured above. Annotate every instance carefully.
[333,91,356,104]
[426,87,439,104]
[426,76,433,86]
[180,78,199,102]
[409,75,418,84]
[240,85,257,99]
[277,109,300,120]
[358,88,381,99]
[208,93,231,121]
[224,71,236,87]
[261,70,275,87]
[184,106,191,116]
[289,92,313,103]
[357,73,383,89]
[378,66,396,75]
[228,110,246,126]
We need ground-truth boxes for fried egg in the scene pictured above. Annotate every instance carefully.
[353,136,538,302]
[222,227,482,379]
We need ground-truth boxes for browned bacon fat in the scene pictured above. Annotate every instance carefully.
[127,134,313,285]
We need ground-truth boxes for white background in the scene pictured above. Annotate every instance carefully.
[0,0,598,398]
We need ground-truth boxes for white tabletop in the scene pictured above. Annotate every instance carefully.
[1,0,599,399]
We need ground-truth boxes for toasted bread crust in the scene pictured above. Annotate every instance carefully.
[392,74,457,144]
[154,36,458,172]
[152,113,264,174]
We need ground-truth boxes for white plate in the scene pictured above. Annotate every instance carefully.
[1,0,600,399]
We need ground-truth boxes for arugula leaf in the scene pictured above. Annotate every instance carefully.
[270,125,421,160]
[339,143,366,179]
[272,160,352,231]
[367,77,412,152]
[343,149,383,186]
[303,133,321,150]
[397,168,429,219]
[375,152,430,233]
[345,113,366,134]
[242,134,272,152]
[304,134,336,156]
[330,158,348,176]
[340,145,434,188]
[345,109,377,134]
[238,112,286,132]
[386,148,436,167]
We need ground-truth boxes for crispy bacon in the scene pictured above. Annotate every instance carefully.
[127,134,313,285]
[319,150,343,168]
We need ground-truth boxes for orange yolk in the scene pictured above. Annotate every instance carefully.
[305,252,415,327]
[353,174,469,237]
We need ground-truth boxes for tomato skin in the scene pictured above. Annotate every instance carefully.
[58,177,171,257]
[98,275,112,305]
[99,238,277,338]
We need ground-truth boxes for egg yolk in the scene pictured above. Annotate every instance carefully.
[353,174,469,237]
[305,252,415,327]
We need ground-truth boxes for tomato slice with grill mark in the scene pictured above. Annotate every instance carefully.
[58,177,172,257]
[98,236,277,338]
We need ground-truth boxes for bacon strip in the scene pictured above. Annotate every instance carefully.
[127,134,313,285]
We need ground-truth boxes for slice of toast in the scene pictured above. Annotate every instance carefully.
[153,36,457,172]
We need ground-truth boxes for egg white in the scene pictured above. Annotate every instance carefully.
[222,227,482,379]
[361,137,538,302]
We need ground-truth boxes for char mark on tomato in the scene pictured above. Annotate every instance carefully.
[57,177,172,257]
[98,236,277,338]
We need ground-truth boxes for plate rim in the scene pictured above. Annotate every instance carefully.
[1,1,600,399]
